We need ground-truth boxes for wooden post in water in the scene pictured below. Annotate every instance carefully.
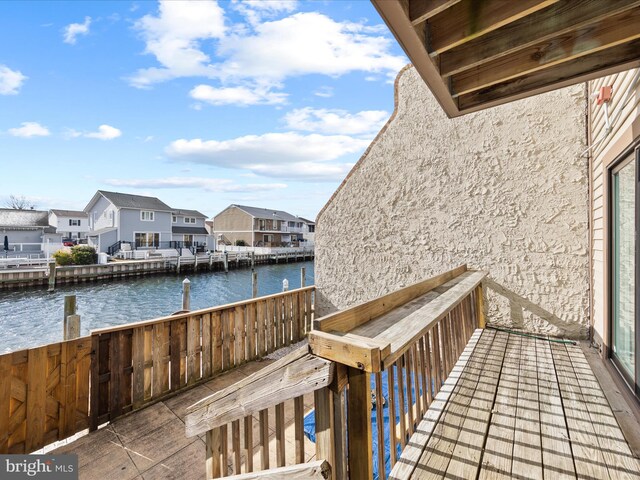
[282,278,289,292]
[251,251,255,270]
[252,271,258,298]
[63,295,77,338]
[176,256,181,274]
[224,252,229,272]
[64,315,81,340]
[48,262,56,292]
[182,278,191,311]
[301,267,306,288]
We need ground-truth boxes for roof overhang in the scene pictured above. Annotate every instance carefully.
[372,0,640,117]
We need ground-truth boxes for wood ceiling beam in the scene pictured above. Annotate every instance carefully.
[439,0,640,77]
[457,38,640,110]
[450,8,640,97]
[409,0,462,25]
[427,0,558,54]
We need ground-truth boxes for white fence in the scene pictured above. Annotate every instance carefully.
[218,245,314,255]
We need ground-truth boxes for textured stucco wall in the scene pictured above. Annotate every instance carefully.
[315,66,590,339]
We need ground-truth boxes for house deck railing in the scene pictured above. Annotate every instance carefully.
[186,265,485,479]
[0,286,314,455]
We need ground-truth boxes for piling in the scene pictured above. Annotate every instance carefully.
[48,262,56,292]
[224,252,229,273]
[182,278,191,311]
[282,278,289,292]
[63,295,77,339]
[252,271,258,298]
[64,315,81,340]
[176,256,181,274]
[301,267,306,288]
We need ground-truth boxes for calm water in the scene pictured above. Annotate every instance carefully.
[0,261,314,353]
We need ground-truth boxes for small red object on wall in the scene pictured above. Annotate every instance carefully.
[596,85,612,105]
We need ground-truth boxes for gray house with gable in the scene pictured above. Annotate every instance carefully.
[84,190,174,253]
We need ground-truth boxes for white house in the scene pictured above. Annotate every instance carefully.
[49,209,89,240]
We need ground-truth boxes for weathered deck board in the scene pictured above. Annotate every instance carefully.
[399,330,640,480]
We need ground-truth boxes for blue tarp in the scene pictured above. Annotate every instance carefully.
[304,367,422,479]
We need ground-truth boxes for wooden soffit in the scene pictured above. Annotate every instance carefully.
[372,0,640,117]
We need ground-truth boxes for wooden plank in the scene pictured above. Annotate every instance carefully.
[246,305,255,362]
[201,314,211,380]
[427,0,558,54]
[256,301,265,357]
[232,419,241,474]
[259,409,269,470]
[222,460,330,480]
[347,367,372,480]
[309,331,390,373]
[143,326,152,400]
[25,346,47,452]
[132,327,145,408]
[315,265,467,333]
[396,358,407,450]
[374,371,385,479]
[212,312,223,374]
[404,352,415,435]
[294,396,305,464]
[222,310,231,371]
[451,8,640,97]
[275,296,284,349]
[444,330,507,478]
[291,293,300,343]
[206,427,222,479]
[283,296,291,347]
[89,334,100,431]
[186,350,333,436]
[235,306,246,366]
[314,387,335,472]
[407,330,499,479]
[266,299,274,353]
[388,332,483,479]
[478,334,521,479]
[221,423,229,477]
[386,365,397,468]
[275,403,286,467]
[170,320,182,391]
[244,415,254,473]
[305,290,312,334]
[411,343,422,419]
[439,0,640,76]
[0,353,12,452]
[535,338,576,480]
[410,0,462,25]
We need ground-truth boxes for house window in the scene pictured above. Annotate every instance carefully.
[141,211,154,221]
[69,219,81,226]
[135,232,159,248]
[172,215,177,223]
[184,217,196,224]
[259,219,266,231]
[264,234,272,243]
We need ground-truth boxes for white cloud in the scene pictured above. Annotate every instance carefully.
[129,4,405,95]
[0,65,27,95]
[104,176,287,193]
[167,132,368,166]
[190,84,287,106]
[8,122,50,138]
[313,86,333,98]
[284,108,388,135]
[129,0,225,88]
[232,0,297,25]
[85,124,122,140]
[63,17,91,45]
[166,131,366,182]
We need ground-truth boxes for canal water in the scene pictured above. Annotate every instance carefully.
[0,261,314,353]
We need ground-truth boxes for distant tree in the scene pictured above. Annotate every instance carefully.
[4,195,36,210]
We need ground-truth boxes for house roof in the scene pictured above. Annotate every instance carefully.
[372,1,640,117]
[230,204,300,222]
[0,209,52,230]
[172,209,207,218]
[298,217,315,225]
[87,226,117,236]
[172,226,209,235]
[95,190,173,211]
[50,209,88,218]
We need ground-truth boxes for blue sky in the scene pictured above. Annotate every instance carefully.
[0,0,406,219]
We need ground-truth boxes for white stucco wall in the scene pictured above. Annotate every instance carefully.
[315,66,590,339]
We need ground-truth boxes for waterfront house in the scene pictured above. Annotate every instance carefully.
[213,204,308,247]
[48,209,89,241]
[0,208,61,256]
[84,190,174,253]
[298,216,315,244]
[171,208,212,251]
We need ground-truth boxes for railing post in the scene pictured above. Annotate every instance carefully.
[206,428,222,478]
[475,283,486,328]
[347,367,373,480]
[314,386,335,475]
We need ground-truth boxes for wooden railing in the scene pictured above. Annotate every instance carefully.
[0,286,314,454]
[187,266,486,480]
[185,347,334,478]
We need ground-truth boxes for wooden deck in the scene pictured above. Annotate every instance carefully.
[391,329,640,480]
